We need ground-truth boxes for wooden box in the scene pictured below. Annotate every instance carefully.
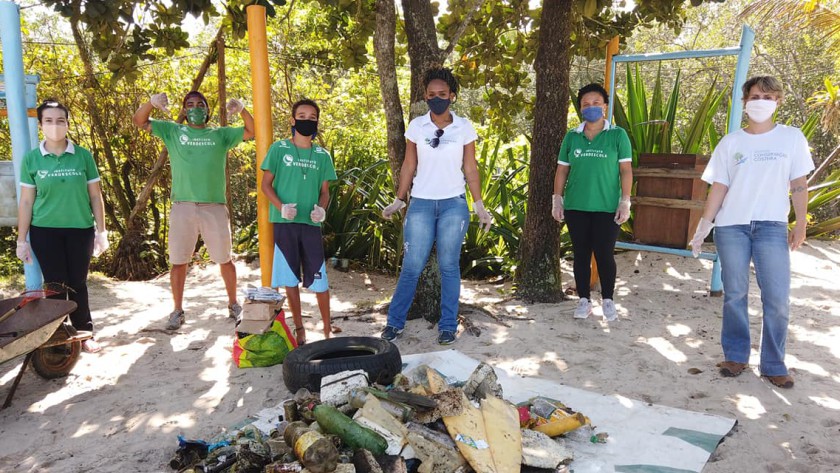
[632,154,709,248]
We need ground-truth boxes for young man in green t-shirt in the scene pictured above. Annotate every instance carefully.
[260,99,337,345]
[133,90,255,330]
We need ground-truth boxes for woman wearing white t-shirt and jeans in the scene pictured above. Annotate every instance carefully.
[690,76,814,389]
[380,68,493,345]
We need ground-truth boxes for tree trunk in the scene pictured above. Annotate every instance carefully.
[374,0,406,181]
[110,28,223,280]
[515,0,571,302]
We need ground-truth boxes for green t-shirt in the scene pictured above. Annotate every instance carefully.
[151,120,244,203]
[19,142,100,228]
[261,139,338,226]
[557,125,632,212]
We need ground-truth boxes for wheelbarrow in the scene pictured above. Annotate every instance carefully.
[0,296,92,409]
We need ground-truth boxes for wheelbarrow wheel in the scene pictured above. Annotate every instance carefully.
[31,341,82,379]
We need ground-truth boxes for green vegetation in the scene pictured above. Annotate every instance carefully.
[1,0,838,285]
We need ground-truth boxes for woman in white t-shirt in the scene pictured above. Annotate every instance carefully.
[379,68,493,346]
[690,76,814,389]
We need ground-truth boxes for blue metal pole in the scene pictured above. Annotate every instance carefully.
[728,25,755,134]
[1,1,44,290]
[611,47,741,63]
[607,60,618,123]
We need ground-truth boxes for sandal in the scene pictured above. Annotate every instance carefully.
[763,374,794,389]
[717,361,747,377]
[82,339,102,353]
[293,327,306,346]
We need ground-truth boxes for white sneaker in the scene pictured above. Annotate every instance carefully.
[574,298,592,319]
[602,299,618,322]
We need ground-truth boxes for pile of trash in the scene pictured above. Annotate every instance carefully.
[168,362,605,472]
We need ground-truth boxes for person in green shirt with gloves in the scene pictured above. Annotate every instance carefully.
[260,99,337,346]
[553,83,633,322]
[17,99,109,353]
[133,90,255,330]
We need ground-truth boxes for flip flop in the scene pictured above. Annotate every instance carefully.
[83,339,102,353]
[717,361,747,377]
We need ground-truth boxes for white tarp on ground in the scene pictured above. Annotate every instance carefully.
[402,349,737,473]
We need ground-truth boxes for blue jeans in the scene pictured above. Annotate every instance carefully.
[387,196,470,332]
[715,221,790,376]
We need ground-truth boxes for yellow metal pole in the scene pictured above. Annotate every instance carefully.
[604,36,620,92]
[247,5,274,287]
[590,36,621,291]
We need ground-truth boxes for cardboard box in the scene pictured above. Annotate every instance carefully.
[242,300,283,321]
[235,318,274,335]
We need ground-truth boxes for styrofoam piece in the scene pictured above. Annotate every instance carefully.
[319,369,369,406]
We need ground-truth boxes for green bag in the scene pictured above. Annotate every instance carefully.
[233,310,297,368]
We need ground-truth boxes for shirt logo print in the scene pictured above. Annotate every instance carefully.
[179,134,189,145]
[37,170,48,179]
[574,149,582,157]
[733,152,747,166]
[283,154,294,166]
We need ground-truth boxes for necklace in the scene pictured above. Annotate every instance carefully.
[292,141,314,180]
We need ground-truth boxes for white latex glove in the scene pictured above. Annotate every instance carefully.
[281,203,297,220]
[382,198,406,219]
[310,204,326,223]
[614,197,631,225]
[16,241,32,264]
[551,194,565,222]
[473,200,493,232]
[690,217,715,257]
[93,230,109,258]
[150,93,170,113]
[226,98,244,120]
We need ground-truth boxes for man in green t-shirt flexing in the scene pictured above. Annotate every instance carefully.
[133,90,255,330]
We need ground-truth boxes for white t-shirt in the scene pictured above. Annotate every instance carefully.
[701,124,814,226]
[405,111,479,199]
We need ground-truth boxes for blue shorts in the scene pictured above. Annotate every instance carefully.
[272,223,329,293]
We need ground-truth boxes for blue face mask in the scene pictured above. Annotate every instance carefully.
[427,97,451,115]
[581,106,604,123]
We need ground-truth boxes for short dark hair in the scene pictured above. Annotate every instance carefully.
[423,67,459,95]
[292,98,320,119]
[741,76,784,100]
[576,83,609,109]
[36,99,69,122]
[182,90,208,108]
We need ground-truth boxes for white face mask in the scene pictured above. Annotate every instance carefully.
[42,123,68,142]
[744,99,777,124]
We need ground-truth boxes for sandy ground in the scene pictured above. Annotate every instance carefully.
[0,240,838,473]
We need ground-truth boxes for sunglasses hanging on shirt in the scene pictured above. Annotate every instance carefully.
[430,129,444,148]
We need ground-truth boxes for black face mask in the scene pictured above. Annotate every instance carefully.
[294,119,318,137]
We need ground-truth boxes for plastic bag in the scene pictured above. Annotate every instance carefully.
[233,309,297,368]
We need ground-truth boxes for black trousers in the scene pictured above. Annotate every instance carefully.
[29,226,95,332]
[564,210,620,300]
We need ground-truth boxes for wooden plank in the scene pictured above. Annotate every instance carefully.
[481,397,521,473]
[633,168,703,179]
[632,196,706,210]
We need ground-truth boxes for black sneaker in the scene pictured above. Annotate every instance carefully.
[437,330,456,345]
[380,326,403,341]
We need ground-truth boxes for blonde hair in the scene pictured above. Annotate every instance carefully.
[742,76,784,100]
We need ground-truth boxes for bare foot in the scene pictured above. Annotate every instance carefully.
[294,327,306,346]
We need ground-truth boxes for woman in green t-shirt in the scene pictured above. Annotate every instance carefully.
[16,100,109,353]
[552,84,633,322]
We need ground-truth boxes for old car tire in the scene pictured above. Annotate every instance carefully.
[282,336,401,393]
[31,341,81,379]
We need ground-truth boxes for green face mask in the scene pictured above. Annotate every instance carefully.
[186,107,207,125]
